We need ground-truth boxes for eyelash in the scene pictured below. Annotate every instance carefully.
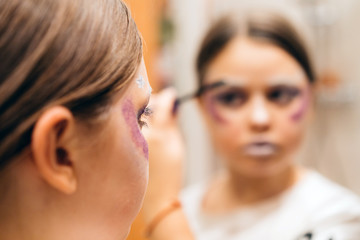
[214,86,300,107]
[137,107,153,129]
[216,91,247,107]
[267,87,300,105]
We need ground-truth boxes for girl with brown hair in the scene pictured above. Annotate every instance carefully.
[0,0,152,239]
[146,10,360,240]
[181,11,360,240]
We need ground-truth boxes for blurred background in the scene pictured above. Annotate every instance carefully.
[124,0,360,238]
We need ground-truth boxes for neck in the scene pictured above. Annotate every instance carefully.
[0,195,33,240]
[203,165,304,213]
[227,165,302,205]
[0,192,71,240]
[0,158,74,240]
[0,161,50,240]
[0,158,124,240]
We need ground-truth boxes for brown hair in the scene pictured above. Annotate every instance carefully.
[196,11,315,86]
[0,0,142,169]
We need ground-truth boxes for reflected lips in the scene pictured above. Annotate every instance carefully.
[243,142,278,157]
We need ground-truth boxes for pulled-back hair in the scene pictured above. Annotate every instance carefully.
[0,0,142,169]
[196,11,315,86]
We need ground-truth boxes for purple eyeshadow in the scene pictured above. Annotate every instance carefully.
[291,89,309,122]
[122,99,149,160]
[205,96,227,124]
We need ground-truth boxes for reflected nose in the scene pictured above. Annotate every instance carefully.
[249,96,270,132]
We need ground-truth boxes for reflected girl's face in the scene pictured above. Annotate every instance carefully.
[199,37,312,178]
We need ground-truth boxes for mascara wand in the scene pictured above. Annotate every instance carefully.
[172,81,225,114]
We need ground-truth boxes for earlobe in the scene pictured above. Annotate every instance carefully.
[31,106,77,194]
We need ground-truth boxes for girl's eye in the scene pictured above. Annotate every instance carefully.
[215,90,247,108]
[137,107,153,129]
[267,86,300,105]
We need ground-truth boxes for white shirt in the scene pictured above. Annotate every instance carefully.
[180,171,360,240]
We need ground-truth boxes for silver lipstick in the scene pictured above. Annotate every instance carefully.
[243,142,278,158]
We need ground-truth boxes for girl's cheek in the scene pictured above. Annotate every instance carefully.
[204,96,228,124]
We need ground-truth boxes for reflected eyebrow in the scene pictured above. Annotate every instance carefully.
[218,81,247,89]
[173,81,226,111]
[198,80,227,95]
[267,73,305,86]
[207,76,247,87]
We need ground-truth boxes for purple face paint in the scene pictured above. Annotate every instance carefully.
[205,95,227,124]
[122,99,149,160]
[291,89,309,122]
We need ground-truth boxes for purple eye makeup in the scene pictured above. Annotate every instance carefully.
[122,99,149,159]
[290,89,309,122]
[174,79,308,124]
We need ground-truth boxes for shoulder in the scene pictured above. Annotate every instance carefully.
[178,181,209,233]
[296,171,360,239]
[298,171,360,209]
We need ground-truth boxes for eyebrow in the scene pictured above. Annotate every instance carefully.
[267,73,305,86]
[207,76,247,86]
[219,80,247,88]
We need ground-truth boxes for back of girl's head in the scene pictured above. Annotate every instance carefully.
[196,10,315,86]
[0,0,142,169]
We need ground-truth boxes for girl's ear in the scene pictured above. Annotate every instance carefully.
[31,106,78,194]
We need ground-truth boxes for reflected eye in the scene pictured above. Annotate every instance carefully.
[137,107,152,129]
[267,86,300,105]
[215,90,247,108]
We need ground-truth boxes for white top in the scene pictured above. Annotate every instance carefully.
[180,171,360,240]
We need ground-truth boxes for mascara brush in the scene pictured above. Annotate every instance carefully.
[173,81,225,114]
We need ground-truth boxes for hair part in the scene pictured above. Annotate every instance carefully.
[196,11,315,86]
[0,0,143,169]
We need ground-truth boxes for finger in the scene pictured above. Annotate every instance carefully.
[151,87,178,125]
[157,87,177,112]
